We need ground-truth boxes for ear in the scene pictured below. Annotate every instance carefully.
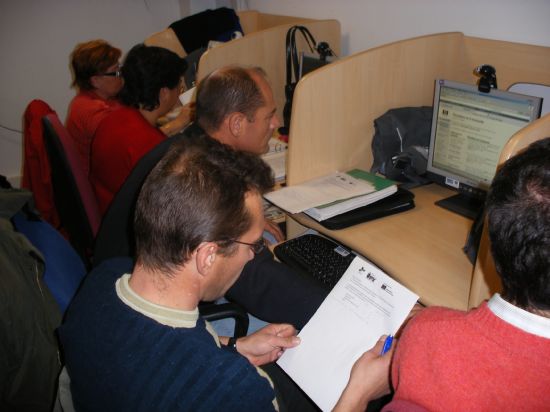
[159,86,171,104]
[89,75,102,90]
[227,112,246,138]
[195,242,218,276]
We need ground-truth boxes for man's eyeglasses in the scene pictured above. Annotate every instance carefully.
[230,237,266,254]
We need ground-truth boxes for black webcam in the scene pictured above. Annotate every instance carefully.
[316,42,334,60]
[474,64,498,93]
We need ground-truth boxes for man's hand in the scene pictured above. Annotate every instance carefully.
[264,220,285,243]
[236,323,300,366]
[333,335,395,412]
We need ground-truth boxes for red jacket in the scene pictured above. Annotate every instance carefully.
[22,100,60,229]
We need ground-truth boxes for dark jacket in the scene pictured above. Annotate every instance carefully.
[0,188,62,411]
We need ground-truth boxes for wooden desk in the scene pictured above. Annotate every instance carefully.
[286,32,550,309]
[290,184,474,310]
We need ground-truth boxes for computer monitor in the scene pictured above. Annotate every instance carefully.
[426,79,542,219]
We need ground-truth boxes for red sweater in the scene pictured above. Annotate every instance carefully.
[90,106,165,216]
[66,91,120,176]
[391,303,550,411]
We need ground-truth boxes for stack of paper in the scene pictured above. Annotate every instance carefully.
[305,170,397,221]
[263,169,396,221]
[277,256,419,411]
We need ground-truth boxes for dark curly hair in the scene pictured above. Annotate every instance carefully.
[486,137,550,311]
[118,44,187,111]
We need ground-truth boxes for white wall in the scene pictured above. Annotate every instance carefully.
[247,0,550,55]
[0,0,182,185]
[2,0,550,185]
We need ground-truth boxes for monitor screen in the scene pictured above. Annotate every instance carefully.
[426,79,542,218]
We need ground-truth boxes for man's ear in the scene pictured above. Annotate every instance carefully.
[227,112,246,137]
[196,242,218,276]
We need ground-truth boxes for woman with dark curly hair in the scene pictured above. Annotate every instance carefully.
[90,44,188,215]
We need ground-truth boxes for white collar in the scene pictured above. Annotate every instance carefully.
[487,293,550,338]
[116,273,199,328]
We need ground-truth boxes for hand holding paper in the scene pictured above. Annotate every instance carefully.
[236,323,300,366]
[277,256,419,411]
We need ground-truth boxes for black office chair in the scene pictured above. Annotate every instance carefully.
[42,114,100,268]
[93,129,249,338]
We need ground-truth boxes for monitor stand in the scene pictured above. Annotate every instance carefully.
[435,193,485,220]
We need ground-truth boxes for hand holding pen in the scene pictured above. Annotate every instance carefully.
[380,335,394,355]
[334,335,396,411]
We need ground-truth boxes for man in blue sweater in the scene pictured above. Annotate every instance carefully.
[58,134,314,410]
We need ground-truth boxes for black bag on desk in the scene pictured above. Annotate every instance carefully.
[371,106,432,188]
[318,187,415,230]
[281,25,335,134]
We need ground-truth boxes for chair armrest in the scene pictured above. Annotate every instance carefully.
[199,302,249,338]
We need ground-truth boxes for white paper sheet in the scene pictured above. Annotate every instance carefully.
[263,172,374,214]
[277,256,419,411]
[179,86,196,106]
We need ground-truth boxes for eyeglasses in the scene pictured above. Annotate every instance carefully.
[230,237,266,254]
[100,69,122,78]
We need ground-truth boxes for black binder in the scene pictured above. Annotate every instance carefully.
[318,187,415,230]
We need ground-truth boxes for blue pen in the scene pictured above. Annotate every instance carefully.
[380,335,393,355]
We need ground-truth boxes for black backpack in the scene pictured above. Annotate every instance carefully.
[370,106,433,188]
[371,107,484,263]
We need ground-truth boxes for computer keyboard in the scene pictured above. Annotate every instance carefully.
[274,234,356,290]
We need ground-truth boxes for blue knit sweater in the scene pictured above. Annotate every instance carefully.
[58,257,276,411]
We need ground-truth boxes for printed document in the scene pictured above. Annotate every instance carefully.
[264,172,374,214]
[277,256,419,411]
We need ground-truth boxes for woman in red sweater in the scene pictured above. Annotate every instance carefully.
[90,44,187,216]
[66,40,123,176]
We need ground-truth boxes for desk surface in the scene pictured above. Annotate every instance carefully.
[291,184,474,310]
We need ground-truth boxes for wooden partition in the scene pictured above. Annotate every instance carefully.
[468,113,550,308]
[287,32,550,186]
[287,32,550,309]
[236,10,315,34]
[196,19,341,123]
[145,10,317,58]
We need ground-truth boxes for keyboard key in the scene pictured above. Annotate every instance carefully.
[274,234,356,290]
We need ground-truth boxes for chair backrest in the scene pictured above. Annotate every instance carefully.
[44,113,101,235]
[42,113,101,265]
[144,28,187,57]
[508,82,550,116]
[468,112,550,308]
[93,136,174,267]
[12,210,86,314]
